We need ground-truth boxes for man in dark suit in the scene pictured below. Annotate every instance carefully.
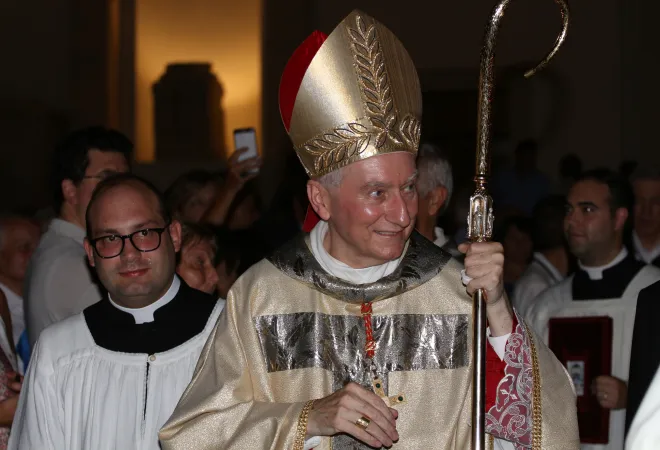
[626,279,660,435]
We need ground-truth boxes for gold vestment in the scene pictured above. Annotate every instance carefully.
[160,233,578,449]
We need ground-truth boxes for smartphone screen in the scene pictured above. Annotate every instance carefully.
[233,128,258,163]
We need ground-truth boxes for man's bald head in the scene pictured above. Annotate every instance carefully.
[85,173,170,239]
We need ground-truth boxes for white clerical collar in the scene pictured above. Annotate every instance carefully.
[433,227,449,248]
[108,275,181,324]
[633,231,660,264]
[309,220,404,285]
[533,252,564,283]
[578,247,628,281]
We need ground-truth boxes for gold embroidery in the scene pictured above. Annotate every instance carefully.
[349,15,402,147]
[399,114,421,150]
[527,322,543,450]
[300,14,422,176]
[303,123,372,175]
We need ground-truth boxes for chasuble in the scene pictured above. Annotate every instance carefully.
[160,233,578,449]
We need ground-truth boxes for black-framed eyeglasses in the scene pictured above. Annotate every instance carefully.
[89,226,170,259]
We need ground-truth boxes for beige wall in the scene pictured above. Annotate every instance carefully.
[135,0,262,162]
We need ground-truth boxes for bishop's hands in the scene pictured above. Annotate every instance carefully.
[306,382,399,448]
[459,241,514,337]
[593,375,627,410]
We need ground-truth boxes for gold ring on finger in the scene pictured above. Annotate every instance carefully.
[355,416,371,430]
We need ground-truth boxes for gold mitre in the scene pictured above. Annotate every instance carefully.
[279,10,422,178]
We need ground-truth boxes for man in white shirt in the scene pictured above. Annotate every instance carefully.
[0,214,40,369]
[630,167,660,266]
[414,143,462,260]
[528,170,660,449]
[513,195,568,317]
[10,174,224,450]
[24,127,132,347]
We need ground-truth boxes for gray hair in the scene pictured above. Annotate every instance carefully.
[416,143,454,207]
[317,168,344,189]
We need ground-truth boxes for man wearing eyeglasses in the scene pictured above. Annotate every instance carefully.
[25,126,132,349]
[9,174,224,450]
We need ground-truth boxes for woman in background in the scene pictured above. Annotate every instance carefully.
[176,223,219,295]
[165,171,219,224]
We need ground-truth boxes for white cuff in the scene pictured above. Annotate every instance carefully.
[304,436,322,449]
[460,269,473,286]
[487,328,511,361]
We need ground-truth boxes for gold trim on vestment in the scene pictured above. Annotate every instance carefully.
[528,322,543,450]
[294,400,316,450]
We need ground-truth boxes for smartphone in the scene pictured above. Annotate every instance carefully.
[233,128,259,175]
[233,127,258,161]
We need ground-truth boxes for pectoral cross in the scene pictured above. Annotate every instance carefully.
[372,376,406,406]
[361,301,407,407]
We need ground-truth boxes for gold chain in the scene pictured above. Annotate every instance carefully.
[293,400,316,450]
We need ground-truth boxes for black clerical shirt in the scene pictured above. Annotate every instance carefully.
[572,253,646,301]
[83,279,216,355]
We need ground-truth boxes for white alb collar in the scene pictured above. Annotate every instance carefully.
[633,231,660,264]
[578,247,628,281]
[309,221,404,285]
[108,275,181,324]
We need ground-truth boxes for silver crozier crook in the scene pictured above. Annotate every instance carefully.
[468,0,569,448]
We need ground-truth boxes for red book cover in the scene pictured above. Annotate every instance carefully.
[548,316,613,444]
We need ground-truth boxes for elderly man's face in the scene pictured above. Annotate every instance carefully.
[84,183,181,307]
[0,218,40,282]
[322,152,418,267]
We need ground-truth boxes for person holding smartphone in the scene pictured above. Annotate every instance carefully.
[201,147,262,228]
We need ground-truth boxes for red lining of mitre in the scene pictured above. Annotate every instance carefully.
[279,30,328,131]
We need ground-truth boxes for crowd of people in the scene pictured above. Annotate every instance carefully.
[1,8,660,450]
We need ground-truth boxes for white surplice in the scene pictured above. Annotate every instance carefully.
[8,279,224,450]
[527,249,660,450]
